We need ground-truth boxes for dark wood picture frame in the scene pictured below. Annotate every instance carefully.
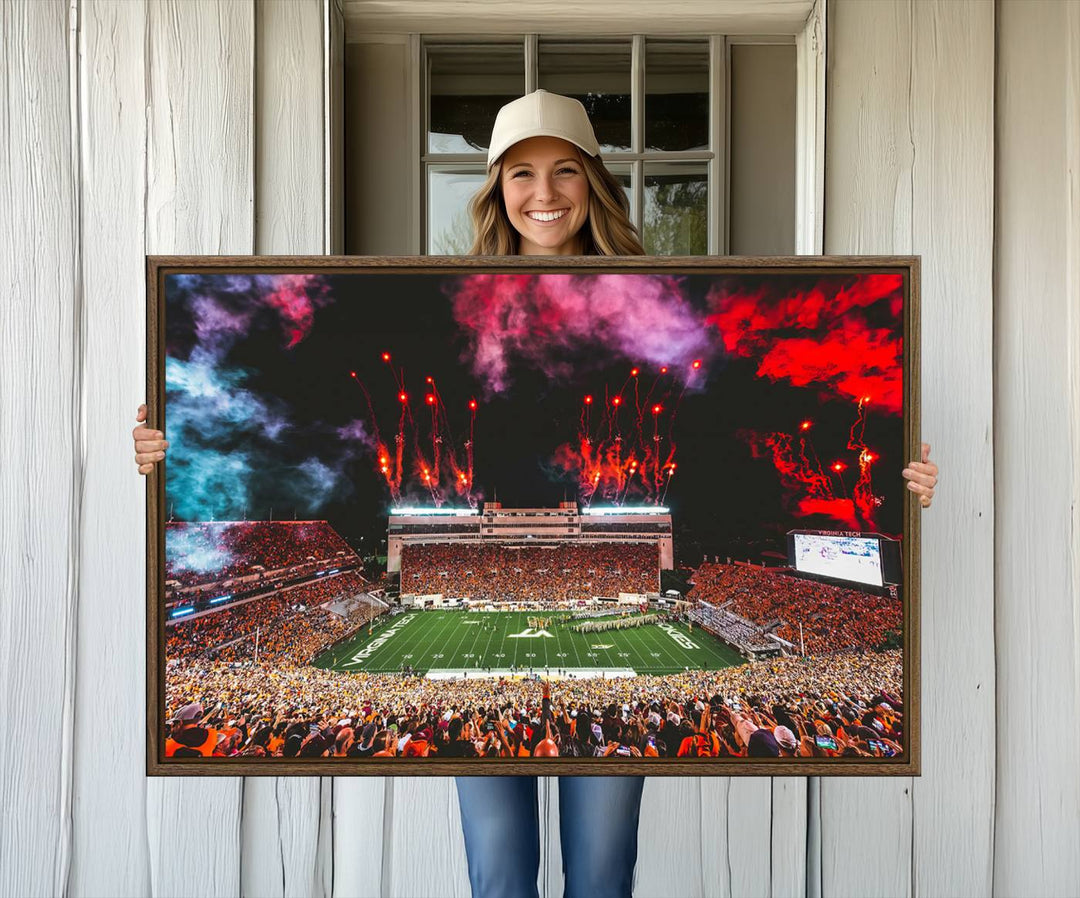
[147,255,920,777]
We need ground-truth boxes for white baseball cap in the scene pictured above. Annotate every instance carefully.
[486,90,601,169]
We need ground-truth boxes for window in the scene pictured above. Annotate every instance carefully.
[342,32,802,256]
[422,35,793,257]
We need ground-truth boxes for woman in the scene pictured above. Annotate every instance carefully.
[133,90,939,898]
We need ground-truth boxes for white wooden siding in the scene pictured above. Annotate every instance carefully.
[143,1,252,891]
[993,1,1080,894]
[0,2,79,896]
[824,3,996,897]
[70,0,152,893]
[0,1,1075,897]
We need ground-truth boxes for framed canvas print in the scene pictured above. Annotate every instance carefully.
[146,256,920,776]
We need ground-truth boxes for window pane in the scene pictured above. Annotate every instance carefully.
[428,168,487,254]
[538,41,631,153]
[645,40,709,152]
[643,163,708,255]
[604,163,634,223]
[428,44,524,154]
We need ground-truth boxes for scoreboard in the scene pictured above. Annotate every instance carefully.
[786,530,902,590]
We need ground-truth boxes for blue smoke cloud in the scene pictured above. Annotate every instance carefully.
[165,274,350,523]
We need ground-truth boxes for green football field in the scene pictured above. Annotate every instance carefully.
[312,611,745,676]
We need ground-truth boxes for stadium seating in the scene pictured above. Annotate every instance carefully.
[688,563,900,654]
[167,570,381,664]
[165,520,358,590]
[401,542,657,602]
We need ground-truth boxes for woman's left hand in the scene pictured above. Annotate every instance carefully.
[903,442,938,508]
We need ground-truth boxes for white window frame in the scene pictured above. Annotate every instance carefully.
[400,0,825,256]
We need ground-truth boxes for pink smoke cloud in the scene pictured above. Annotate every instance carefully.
[336,418,374,449]
[446,273,714,394]
[264,274,331,348]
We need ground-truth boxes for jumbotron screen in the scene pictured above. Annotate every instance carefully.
[792,533,883,588]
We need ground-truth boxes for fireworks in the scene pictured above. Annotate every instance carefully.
[847,396,884,519]
[552,362,687,508]
[740,398,885,530]
[349,351,481,507]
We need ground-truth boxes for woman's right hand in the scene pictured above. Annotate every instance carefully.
[133,403,169,474]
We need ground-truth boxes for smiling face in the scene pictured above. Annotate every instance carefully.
[499,136,591,255]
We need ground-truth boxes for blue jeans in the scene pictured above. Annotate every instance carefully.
[455,776,646,898]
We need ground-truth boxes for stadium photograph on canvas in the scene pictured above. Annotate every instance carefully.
[146,256,921,776]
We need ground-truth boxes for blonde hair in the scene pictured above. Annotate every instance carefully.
[467,151,645,257]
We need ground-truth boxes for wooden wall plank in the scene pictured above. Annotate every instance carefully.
[770,778,808,897]
[255,0,326,257]
[908,2,995,896]
[0,1,78,895]
[384,778,471,898]
[724,779,774,897]
[243,2,330,895]
[147,779,242,897]
[822,3,914,894]
[143,0,255,256]
[636,778,705,897]
[826,2,998,896]
[69,1,152,894]
[698,779,730,898]
[539,777,560,898]
[241,779,328,898]
[317,778,335,897]
[704,778,777,898]
[332,779,387,898]
[144,1,255,894]
[994,1,1080,893]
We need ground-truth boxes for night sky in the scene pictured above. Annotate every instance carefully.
[164,270,905,567]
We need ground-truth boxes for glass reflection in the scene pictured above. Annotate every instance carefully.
[643,164,708,255]
[428,44,524,154]
[645,41,709,152]
[539,41,632,153]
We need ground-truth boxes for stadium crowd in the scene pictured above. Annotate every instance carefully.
[166,521,356,588]
[688,563,901,654]
[164,528,906,763]
[167,571,377,663]
[164,650,903,761]
[401,542,658,602]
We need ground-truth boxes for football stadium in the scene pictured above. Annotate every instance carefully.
[164,510,904,762]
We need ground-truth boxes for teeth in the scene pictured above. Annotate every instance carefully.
[527,209,567,222]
